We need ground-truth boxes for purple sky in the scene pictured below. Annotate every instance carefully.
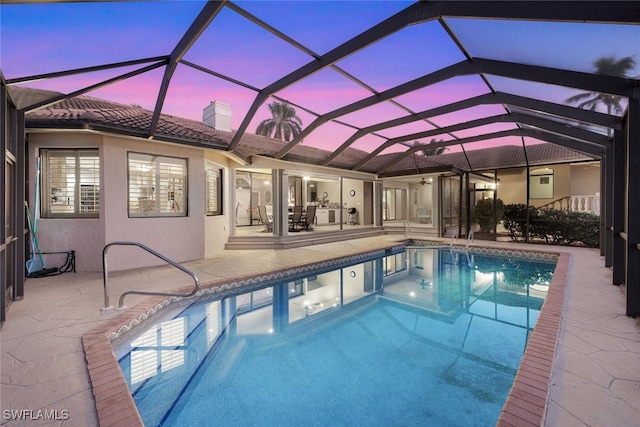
[2,1,638,154]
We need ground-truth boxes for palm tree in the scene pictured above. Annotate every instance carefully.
[565,55,636,117]
[412,138,448,156]
[255,101,303,141]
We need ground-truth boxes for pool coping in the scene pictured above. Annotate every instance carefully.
[82,243,569,427]
[497,250,570,427]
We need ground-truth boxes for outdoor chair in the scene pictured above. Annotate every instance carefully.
[258,205,273,232]
[303,205,316,231]
[416,208,431,224]
[289,205,304,232]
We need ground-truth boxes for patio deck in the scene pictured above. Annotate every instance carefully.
[1,235,638,426]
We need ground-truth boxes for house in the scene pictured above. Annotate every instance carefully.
[14,86,601,274]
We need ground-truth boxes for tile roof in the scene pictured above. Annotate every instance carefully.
[15,86,371,166]
[376,143,594,177]
[12,86,596,176]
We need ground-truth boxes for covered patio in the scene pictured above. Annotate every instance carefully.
[1,2,639,425]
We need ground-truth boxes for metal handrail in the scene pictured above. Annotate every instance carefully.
[102,241,199,311]
[449,228,459,247]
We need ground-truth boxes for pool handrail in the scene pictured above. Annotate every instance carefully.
[102,241,200,311]
[449,228,459,247]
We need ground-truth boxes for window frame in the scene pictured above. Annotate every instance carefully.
[529,168,554,199]
[40,148,100,219]
[128,152,188,218]
[205,161,223,216]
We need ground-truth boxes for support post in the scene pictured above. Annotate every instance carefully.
[612,129,625,286]
[604,143,613,267]
[624,99,640,316]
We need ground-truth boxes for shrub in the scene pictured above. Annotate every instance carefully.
[502,204,540,241]
[502,204,600,248]
[473,198,505,233]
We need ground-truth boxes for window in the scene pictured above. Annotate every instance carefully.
[205,162,222,216]
[530,168,554,199]
[41,149,100,218]
[128,152,187,217]
[129,317,186,385]
[383,252,407,276]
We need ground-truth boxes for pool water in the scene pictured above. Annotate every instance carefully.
[115,248,555,426]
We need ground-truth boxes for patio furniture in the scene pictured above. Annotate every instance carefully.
[347,207,359,225]
[289,205,304,232]
[257,205,273,232]
[416,208,431,224]
[303,205,316,231]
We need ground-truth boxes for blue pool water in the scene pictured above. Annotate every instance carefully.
[115,247,555,426]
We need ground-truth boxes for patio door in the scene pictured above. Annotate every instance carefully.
[468,173,499,240]
[383,188,406,221]
[4,157,17,319]
[236,187,251,226]
[439,175,462,237]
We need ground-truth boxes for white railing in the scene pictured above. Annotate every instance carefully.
[570,193,600,215]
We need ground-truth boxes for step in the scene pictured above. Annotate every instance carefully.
[225,228,387,250]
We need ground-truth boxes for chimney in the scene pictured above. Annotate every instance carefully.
[203,101,231,131]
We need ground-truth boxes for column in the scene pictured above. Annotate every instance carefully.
[625,98,640,316]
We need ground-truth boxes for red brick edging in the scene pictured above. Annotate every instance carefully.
[82,297,169,427]
[497,251,570,427]
[83,247,570,427]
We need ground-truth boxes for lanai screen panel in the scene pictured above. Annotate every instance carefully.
[445,18,640,75]
[2,1,638,172]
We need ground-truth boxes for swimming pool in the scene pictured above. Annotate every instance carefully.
[114,247,556,426]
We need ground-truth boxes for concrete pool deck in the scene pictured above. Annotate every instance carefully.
[1,235,639,426]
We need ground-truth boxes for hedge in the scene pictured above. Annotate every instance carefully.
[502,204,599,248]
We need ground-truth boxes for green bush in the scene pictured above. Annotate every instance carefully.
[473,198,505,233]
[502,204,599,248]
[502,203,541,241]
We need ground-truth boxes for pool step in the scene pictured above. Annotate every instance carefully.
[225,227,387,250]
[383,224,440,238]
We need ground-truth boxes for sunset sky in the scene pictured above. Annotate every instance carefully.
[2,1,639,154]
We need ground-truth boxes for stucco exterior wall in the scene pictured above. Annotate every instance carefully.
[343,177,364,213]
[494,163,600,209]
[28,132,107,272]
[496,169,527,205]
[28,131,231,272]
[529,164,571,208]
[101,136,205,271]
[204,152,232,258]
[570,162,600,196]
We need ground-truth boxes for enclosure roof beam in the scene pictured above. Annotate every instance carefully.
[278,57,632,160]
[438,0,640,24]
[323,91,618,166]
[227,1,442,150]
[375,128,603,175]
[353,112,607,170]
[148,1,227,139]
[22,61,167,113]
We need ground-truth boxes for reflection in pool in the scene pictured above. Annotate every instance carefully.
[115,247,555,426]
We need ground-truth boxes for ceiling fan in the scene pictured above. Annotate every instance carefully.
[419,177,427,186]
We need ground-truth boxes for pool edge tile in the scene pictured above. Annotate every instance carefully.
[497,251,570,427]
[82,332,144,427]
[83,243,568,426]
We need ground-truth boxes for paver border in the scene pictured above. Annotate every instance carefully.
[82,243,569,427]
